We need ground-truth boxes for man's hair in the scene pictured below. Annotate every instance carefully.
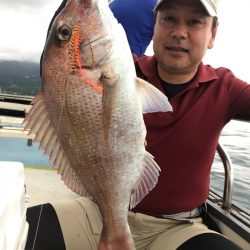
[212,16,219,29]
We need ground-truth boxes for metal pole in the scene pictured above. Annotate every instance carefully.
[216,143,234,210]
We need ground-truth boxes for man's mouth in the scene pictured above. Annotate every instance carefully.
[166,46,189,53]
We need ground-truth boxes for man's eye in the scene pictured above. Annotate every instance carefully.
[189,19,203,26]
[163,16,175,22]
[161,16,176,25]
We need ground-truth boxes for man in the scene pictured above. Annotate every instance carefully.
[127,0,247,249]
[27,0,248,249]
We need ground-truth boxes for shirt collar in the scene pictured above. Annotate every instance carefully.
[136,55,219,85]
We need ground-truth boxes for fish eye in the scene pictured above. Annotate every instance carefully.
[57,25,72,41]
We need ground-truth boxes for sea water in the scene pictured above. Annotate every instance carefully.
[211,120,250,210]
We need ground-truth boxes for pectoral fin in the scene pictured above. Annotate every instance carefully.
[136,77,173,113]
[101,69,119,139]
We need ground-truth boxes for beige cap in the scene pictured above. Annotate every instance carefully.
[154,0,218,17]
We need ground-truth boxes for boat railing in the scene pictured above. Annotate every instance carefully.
[209,142,250,245]
[216,143,234,210]
[215,119,249,213]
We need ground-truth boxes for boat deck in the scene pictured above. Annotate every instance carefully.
[24,167,79,207]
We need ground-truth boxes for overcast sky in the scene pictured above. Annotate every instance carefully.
[0,0,62,62]
[1,0,250,82]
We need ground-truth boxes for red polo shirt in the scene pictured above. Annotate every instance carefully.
[133,55,250,215]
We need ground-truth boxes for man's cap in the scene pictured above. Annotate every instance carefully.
[154,0,218,17]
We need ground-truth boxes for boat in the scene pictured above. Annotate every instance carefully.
[0,93,249,249]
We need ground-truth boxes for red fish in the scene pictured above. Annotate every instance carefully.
[24,0,172,249]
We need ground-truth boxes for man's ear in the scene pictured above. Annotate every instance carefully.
[208,25,218,49]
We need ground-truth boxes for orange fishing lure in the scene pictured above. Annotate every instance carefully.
[69,25,103,94]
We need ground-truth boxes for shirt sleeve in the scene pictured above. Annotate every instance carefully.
[223,68,250,121]
[109,0,156,56]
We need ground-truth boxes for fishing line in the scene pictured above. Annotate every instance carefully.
[55,76,69,136]
[32,204,44,250]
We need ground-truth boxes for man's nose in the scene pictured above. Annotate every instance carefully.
[171,25,187,40]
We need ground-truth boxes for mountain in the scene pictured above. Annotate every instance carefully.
[0,60,41,96]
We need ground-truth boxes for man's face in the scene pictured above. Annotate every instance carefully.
[153,0,217,78]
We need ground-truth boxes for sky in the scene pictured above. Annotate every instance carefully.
[1,0,250,82]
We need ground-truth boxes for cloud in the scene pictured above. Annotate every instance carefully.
[0,0,52,9]
[0,47,41,62]
[0,0,62,62]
